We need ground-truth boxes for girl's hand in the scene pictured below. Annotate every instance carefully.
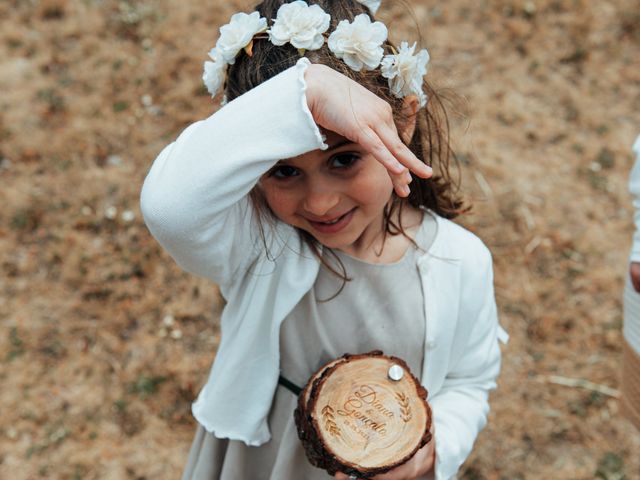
[304,63,432,198]
[630,262,640,292]
[334,428,436,480]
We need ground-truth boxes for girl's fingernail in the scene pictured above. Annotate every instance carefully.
[403,185,411,196]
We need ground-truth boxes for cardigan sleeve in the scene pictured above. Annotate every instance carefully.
[140,58,327,287]
[629,134,640,262]
[430,243,502,480]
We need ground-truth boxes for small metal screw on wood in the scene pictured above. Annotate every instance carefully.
[388,364,404,381]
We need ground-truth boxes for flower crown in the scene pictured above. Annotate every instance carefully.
[203,0,430,107]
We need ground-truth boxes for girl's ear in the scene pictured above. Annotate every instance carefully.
[399,95,420,144]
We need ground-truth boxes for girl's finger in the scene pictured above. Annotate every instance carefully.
[357,128,407,175]
[390,171,411,198]
[376,125,433,179]
[355,127,417,198]
[398,184,410,197]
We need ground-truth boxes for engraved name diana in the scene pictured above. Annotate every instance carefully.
[336,385,394,435]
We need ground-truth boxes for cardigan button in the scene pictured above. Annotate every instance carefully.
[425,340,437,349]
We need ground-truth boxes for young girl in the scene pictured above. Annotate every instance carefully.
[140,1,507,478]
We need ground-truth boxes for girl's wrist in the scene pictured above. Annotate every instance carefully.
[303,63,330,118]
[303,63,320,116]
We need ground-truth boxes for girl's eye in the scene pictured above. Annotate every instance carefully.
[330,154,359,169]
[269,165,300,179]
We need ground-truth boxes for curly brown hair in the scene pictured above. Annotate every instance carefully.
[223,0,468,279]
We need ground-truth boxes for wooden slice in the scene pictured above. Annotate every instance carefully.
[294,352,432,478]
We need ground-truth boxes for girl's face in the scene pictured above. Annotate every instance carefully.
[258,131,394,257]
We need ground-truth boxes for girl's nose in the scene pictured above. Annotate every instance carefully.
[302,186,340,217]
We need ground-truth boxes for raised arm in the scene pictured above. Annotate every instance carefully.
[140,59,327,287]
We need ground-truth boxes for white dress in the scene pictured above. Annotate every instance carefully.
[182,215,437,479]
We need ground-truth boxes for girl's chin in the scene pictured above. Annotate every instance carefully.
[301,228,358,251]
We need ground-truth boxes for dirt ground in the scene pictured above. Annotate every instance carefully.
[1,0,640,478]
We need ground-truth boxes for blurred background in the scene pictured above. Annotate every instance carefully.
[1,0,639,478]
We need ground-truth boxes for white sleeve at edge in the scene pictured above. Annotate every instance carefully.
[629,134,640,262]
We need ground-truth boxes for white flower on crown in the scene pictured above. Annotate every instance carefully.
[216,11,268,64]
[268,1,330,50]
[328,13,388,71]
[202,2,433,107]
[381,41,430,107]
[356,0,382,14]
[203,47,226,97]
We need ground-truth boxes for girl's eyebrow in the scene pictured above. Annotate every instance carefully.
[327,138,354,151]
[279,139,355,163]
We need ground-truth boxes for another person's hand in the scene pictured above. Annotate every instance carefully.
[304,63,432,198]
[630,262,640,292]
[334,429,435,480]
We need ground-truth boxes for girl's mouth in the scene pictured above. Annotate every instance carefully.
[306,208,355,234]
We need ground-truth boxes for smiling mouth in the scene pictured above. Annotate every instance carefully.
[306,208,355,234]
[319,217,342,225]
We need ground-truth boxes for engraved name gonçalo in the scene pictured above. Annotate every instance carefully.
[336,385,395,435]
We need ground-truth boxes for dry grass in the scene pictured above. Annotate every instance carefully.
[1,0,639,478]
